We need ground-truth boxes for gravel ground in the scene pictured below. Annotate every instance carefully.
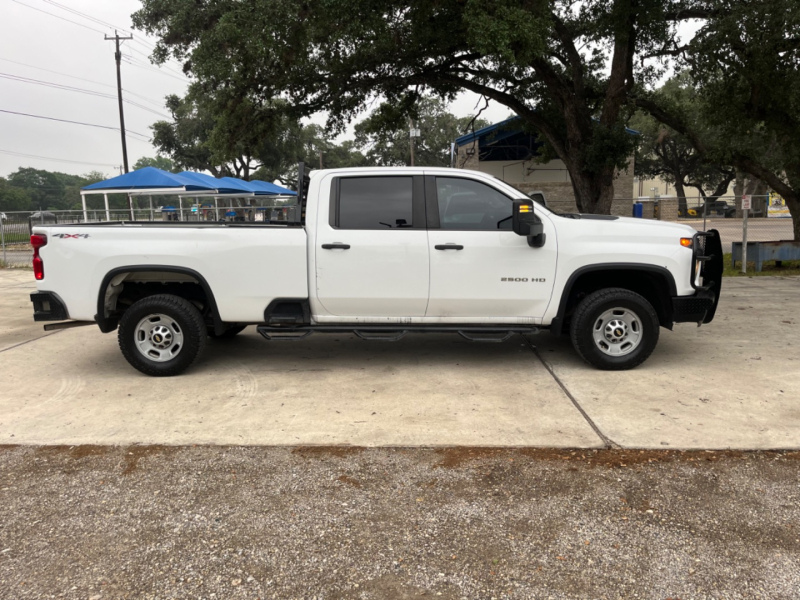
[0,446,799,600]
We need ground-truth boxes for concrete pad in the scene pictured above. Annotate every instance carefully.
[0,269,53,352]
[0,296,601,446]
[534,277,800,449]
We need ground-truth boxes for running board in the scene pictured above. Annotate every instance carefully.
[256,324,538,342]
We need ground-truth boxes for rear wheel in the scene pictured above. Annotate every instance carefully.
[569,288,659,370]
[118,294,207,376]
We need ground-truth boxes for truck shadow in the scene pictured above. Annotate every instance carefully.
[200,329,541,372]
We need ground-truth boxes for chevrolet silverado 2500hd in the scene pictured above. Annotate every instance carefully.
[29,164,722,376]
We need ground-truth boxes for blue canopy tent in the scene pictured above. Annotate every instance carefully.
[173,174,296,220]
[248,180,297,196]
[80,167,216,221]
[178,172,254,194]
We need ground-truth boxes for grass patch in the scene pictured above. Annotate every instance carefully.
[722,253,800,277]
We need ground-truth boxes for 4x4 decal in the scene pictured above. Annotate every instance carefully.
[52,234,90,239]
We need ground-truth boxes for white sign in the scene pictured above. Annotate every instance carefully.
[741,195,752,210]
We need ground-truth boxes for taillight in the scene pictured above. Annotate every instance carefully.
[31,234,47,280]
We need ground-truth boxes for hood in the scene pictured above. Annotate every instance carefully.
[555,213,696,235]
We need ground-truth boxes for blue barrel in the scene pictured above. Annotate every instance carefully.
[632,202,644,218]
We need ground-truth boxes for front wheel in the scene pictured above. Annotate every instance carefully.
[118,294,207,376]
[569,288,659,370]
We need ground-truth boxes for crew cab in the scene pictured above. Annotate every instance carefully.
[29,164,723,376]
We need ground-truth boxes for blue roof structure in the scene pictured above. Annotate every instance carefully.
[178,171,253,194]
[81,167,216,192]
[248,180,297,196]
[455,116,638,162]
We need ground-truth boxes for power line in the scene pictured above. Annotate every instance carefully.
[37,0,187,70]
[0,148,119,167]
[0,56,114,89]
[9,0,105,34]
[122,57,189,83]
[0,57,167,107]
[42,0,132,35]
[126,45,187,78]
[0,108,150,139]
[0,72,171,118]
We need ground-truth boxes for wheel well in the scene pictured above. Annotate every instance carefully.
[557,268,675,334]
[96,268,223,333]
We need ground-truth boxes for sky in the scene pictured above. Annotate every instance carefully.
[0,0,509,179]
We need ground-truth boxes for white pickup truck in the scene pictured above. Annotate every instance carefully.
[29,164,722,376]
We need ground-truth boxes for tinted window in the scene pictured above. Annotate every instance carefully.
[436,178,513,230]
[338,177,413,229]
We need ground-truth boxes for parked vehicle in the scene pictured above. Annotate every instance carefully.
[29,164,723,376]
[713,200,736,218]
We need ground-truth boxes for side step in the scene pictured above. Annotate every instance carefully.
[256,325,539,342]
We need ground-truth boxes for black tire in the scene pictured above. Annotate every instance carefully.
[208,325,247,339]
[569,288,659,371]
[118,294,207,376]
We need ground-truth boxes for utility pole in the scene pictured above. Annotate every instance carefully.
[105,31,133,173]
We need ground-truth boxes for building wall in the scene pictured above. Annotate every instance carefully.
[455,142,635,216]
[474,159,571,184]
[633,175,737,199]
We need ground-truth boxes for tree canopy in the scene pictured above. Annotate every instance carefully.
[133,156,179,173]
[633,0,800,238]
[630,74,736,213]
[0,168,105,212]
[133,0,708,214]
[354,96,490,167]
[133,0,800,235]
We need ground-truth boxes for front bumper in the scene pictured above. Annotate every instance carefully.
[672,229,723,324]
[672,291,717,323]
[30,292,69,321]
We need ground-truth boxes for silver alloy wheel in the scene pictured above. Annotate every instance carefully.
[592,307,643,357]
[134,313,184,362]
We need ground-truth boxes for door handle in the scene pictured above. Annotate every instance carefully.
[435,244,464,250]
[321,243,350,250]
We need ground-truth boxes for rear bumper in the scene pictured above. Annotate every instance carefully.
[30,291,69,321]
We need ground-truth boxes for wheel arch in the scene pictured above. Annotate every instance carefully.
[95,265,224,334]
[550,264,677,335]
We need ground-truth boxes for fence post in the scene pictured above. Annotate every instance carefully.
[1,217,6,266]
[741,204,748,275]
[703,200,707,231]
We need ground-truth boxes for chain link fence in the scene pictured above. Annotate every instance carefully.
[626,195,796,273]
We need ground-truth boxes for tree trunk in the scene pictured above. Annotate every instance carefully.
[674,178,687,216]
[786,193,800,241]
[565,162,616,214]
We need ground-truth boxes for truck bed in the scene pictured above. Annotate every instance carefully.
[32,222,309,323]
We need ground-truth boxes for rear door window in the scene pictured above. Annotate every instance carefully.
[337,177,414,229]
